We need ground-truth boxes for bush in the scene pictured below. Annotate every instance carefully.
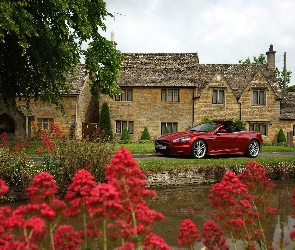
[98,102,113,140]
[118,127,132,144]
[140,127,151,141]
[201,117,213,123]
[164,127,169,134]
[231,119,246,131]
[277,129,287,145]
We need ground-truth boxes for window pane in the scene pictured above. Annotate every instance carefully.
[128,121,134,134]
[43,120,48,130]
[161,123,166,134]
[212,90,217,104]
[249,124,254,131]
[116,121,121,133]
[259,91,265,105]
[172,123,177,132]
[255,125,260,132]
[122,121,127,131]
[219,90,224,104]
[121,90,126,101]
[174,89,179,102]
[37,119,42,129]
[167,123,172,133]
[127,89,132,101]
[168,89,173,102]
[261,125,267,135]
[253,91,258,104]
[161,90,166,101]
[115,95,120,101]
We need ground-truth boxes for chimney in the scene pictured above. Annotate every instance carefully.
[110,31,117,49]
[266,44,276,70]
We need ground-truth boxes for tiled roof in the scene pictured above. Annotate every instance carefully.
[66,65,89,95]
[280,92,295,120]
[119,53,281,99]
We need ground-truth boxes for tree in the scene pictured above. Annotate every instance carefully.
[98,102,113,140]
[277,129,286,145]
[140,127,151,141]
[239,54,292,91]
[0,0,122,109]
[119,127,132,144]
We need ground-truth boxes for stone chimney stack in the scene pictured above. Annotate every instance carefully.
[110,31,117,49]
[266,44,276,70]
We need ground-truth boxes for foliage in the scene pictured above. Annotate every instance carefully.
[239,53,292,91]
[276,67,292,92]
[201,117,213,124]
[98,102,113,140]
[140,126,151,141]
[164,127,170,134]
[277,128,287,145]
[231,119,246,131]
[118,127,132,144]
[1,153,295,249]
[0,0,122,109]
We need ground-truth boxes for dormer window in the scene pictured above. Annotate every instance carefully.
[212,89,224,104]
[252,89,266,105]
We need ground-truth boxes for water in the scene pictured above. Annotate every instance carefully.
[147,179,295,249]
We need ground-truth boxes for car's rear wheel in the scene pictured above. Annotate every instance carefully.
[246,139,260,158]
[191,139,207,159]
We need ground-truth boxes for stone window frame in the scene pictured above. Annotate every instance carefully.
[248,122,268,136]
[161,88,179,102]
[161,122,177,134]
[115,120,134,134]
[115,88,133,101]
[251,87,267,106]
[37,118,54,130]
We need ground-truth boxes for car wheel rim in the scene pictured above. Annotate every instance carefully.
[193,140,206,158]
[249,140,259,156]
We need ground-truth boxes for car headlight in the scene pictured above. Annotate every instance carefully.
[172,136,190,142]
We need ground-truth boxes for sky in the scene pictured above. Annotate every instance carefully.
[97,0,295,86]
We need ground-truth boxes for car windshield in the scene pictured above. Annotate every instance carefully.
[190,123,218,132]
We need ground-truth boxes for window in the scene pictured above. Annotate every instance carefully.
[37,118,54,130]
[293,125,295,136]
[161,89,179,102]
[115,88,133,101]
[249,123,267,136]
[161,122,177,134]
[116,121,134,134]
[252,89,265,105]
[212,89,224,104]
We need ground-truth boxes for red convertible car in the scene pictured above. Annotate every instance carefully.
[155,123,263,158]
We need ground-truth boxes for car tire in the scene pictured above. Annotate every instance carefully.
[191,139,207,159]
[246,139,260,158]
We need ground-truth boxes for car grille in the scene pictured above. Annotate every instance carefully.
[155,140,172,146]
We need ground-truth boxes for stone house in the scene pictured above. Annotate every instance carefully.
[99,45,295,145]
[0,66,98,140]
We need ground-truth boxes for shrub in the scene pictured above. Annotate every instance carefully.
[118,127,132,144]
[98,102,113,140]
[140,127,151,141]
[231,119,246,131]
[277,128,287,145]
[164,127,170,134]
[201,117,213,123]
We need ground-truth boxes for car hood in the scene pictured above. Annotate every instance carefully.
[156,131,202,141]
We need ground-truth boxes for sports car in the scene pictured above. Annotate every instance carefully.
[155,123,263,158]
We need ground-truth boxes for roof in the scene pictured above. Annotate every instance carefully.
[119,53,281,99]
[66,65,89,95]
[280,92,295,120]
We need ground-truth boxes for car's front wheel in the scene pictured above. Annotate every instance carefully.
[246,139,260,158]
[191,139,207,159]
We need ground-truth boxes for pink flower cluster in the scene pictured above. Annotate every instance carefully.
[0,148,171,249]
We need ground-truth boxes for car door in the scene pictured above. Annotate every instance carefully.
[212,129,238,153]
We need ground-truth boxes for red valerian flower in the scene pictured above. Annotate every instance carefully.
[0,179,9,196]
[178,219,200,248]
[53,225,81,250]
[27,172,59,204]
[143,232,173,250]
[202,220,229,250]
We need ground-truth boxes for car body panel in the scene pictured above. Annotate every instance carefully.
[155,123,263,158]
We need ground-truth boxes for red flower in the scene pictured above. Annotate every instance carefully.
[144,232,173,250]
[178,219,200,247]
[0,179,9,196]
[53,225,81,250]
